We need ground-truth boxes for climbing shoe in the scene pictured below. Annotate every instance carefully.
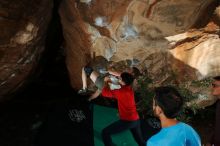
[78,88,88,94]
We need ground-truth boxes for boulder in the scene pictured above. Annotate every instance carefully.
[0,0,53,100]
[59,0,220,107]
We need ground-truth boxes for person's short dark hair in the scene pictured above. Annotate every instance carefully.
[213,76,220,81]
[154,86,183,119]
[120,72,134,85]
[132,67,141,78]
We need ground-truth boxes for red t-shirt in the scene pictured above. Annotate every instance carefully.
[101,85,139,121]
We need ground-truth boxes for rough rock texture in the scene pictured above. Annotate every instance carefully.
[0,0,53,100]
[60,0,220,108]
[167,22,220,107]
[59,0,92,89]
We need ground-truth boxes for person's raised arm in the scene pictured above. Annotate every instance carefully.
[107,69,121,77]
[88,89,101,101]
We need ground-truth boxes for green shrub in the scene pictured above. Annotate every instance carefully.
[134,75,207,122]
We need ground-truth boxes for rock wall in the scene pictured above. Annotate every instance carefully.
[59,0,92,89]
[60,0,220,108]
[0,0,53,100]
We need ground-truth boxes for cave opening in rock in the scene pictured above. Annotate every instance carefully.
[0,1,93,146]
[0,0,220,146]
[14,0,74,101]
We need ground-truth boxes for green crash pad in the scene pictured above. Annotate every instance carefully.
[93,104,138,146]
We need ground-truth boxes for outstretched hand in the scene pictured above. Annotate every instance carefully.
[88,89,101,101]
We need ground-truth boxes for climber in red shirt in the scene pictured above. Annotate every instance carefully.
[101,72,145,146]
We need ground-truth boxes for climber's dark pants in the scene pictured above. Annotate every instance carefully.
[102,119,145,146]
[84,66,93,77]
